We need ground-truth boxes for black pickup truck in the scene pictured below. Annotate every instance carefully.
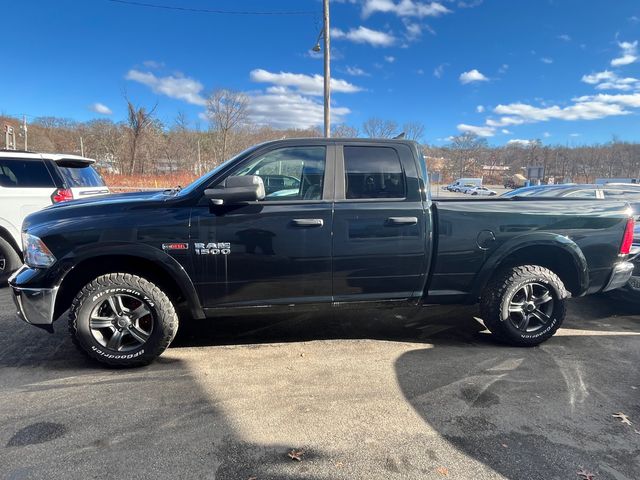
[8,138,635,366]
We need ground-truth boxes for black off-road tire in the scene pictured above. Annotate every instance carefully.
[0,237,21,285]
[69,273,178,367]
[480,265,568,347]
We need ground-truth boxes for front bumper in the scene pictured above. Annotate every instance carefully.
[602,261,635,292]
[8,269,58,330]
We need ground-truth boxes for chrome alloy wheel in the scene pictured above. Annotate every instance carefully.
[507,282,554,333]
[89,293,154,352]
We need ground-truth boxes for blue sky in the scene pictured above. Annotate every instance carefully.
[2,0,640,145]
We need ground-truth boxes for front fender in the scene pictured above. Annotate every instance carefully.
[60,242,205,319]
[471,232,589,299]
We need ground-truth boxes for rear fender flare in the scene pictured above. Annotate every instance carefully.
[471,232,589,299]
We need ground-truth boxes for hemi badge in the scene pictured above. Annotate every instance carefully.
[162,243,189,251]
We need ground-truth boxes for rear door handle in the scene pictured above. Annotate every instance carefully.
[386,216,418,226]
[291,218,324,227]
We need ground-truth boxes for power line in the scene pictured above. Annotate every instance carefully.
[106,0,316,16]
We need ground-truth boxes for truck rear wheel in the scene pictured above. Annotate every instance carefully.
[0,237,21,284]
[480,265,568,346]
[68,273,178,367]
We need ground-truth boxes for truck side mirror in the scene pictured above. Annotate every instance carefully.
[204,175,265,206]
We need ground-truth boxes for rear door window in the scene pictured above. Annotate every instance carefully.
[56,165,105,187]
[344,146,406,199]
[0,159,55,188]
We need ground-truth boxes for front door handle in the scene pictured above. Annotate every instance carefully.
[386,216,418,226]
[291,218,324,227]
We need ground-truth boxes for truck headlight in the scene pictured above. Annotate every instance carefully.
[22,233,56,268]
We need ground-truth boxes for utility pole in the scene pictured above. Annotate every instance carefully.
[323,0,331,138]
[20,116,28,150]
[197,138,201,174]
[80,136,85,156]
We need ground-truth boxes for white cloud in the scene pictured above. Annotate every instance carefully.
[362,0,451,18]
[507,139,534,146]
[476,105,485,113]
[125,69,207,106]
[404,22,422,40]
[498,64,509,74]
[493,100,629,123]
[581,70,617,84]
[572,92,640,108]
[540,57,553,64]
[433,63,446,78]
[459,69,489,84]
[142,60,165,69]
[247,89,350,129]
[457,123,495,137]
[501,129,512,134]
[543,132,551,138]
[345,66,369,76]
[384,55,396,63]
[611,40,638,67]
[458,0,483,7]
[569,133,581,137]
[89,102,112,115]
[581,70,639,91]
[557,34,571,42]
[249,69,362,96]
[331,26,396,47]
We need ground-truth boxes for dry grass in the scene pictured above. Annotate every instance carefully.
[103,172,199,191]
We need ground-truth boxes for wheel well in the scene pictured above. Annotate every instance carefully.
[54,255,186,321]
[0,227,21,259]
[495,245,582,295]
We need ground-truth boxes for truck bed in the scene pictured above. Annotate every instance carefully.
[427,199,631,302]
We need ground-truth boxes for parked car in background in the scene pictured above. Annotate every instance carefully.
[446,177,482,192]
[466,186,497,196]
[503,173,527,189]
[502,184,596,198]
[0,151,109,282]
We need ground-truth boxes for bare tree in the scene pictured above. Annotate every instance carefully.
[332,124,359,138]
[362,117,398,138]
[125,99,156,174]
[402,121,425,142]
[206,89,249,163]
[449,132,488,178]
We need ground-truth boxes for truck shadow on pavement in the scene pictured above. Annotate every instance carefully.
[1,292,639,479]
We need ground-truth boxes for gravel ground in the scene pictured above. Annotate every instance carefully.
[0,286,638,480]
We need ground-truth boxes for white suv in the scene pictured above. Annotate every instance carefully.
[0,150,110,282]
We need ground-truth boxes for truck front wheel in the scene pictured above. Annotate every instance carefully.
[480,265,568,346]
[68,273,178,367]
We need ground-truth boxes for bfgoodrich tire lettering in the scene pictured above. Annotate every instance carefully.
[69,273,178,367]
[480,265,568,347]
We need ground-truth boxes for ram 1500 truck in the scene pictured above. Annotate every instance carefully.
[8,139,635,367]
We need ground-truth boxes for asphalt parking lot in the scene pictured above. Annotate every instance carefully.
[0,287,639,480]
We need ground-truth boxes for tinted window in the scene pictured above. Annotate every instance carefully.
[57,165,105,187]
[604,188,640,200]
[0,159,55,188]
[236,146,326,201]
[564,189,598,198]
[344,146,405,199]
